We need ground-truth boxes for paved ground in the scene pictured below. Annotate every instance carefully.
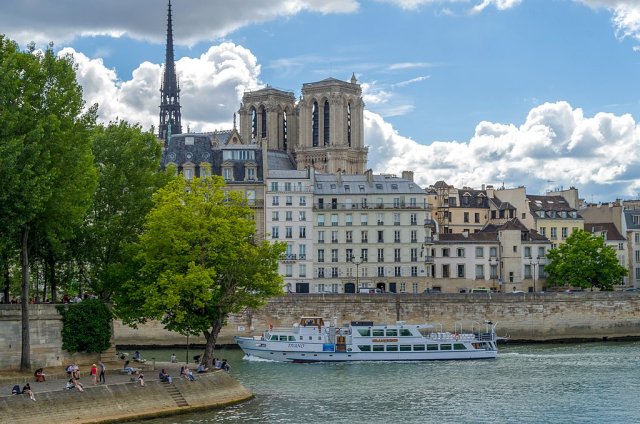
[0,360,194,398]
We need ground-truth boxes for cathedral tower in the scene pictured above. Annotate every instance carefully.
[158,0,182,140]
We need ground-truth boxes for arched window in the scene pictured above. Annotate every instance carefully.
[282,111,288,151]
[323,100,330,146]
[312,101,319,147]
[250,107,257,139]
[347,102,352,147]
[260,105,267,138]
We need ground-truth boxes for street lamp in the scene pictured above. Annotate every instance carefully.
[350,256,363,292]
[529,256,539,292]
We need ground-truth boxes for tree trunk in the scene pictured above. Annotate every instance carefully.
[2,253,9,304]
[202,318,224,369]
[46,253,57,303]
[20,226,31,371]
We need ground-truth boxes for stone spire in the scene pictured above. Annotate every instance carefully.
[158,0,182,140]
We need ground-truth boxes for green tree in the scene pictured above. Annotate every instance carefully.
[545,229,627,291]
[76,120,168,300]
[0,37,97,370]
[116,176,285,368]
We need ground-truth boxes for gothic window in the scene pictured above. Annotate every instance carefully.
[323,100,330,146]
[283,111,288,150]
[260,105,267,138]
[312,101,319,147]
[347,102,352,147]
[250,107,257,138]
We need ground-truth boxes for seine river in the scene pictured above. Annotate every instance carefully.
[131,341,640,424]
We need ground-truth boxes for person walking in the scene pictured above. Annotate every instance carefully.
[98,361,106,384]
[90,364,98,385]
[138,371,145,386]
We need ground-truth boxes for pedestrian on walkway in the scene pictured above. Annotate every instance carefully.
[138,371,145,387]
[90,364,98,385]
[98,361,106,384]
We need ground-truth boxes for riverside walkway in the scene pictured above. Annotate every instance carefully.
[0,361,253,423]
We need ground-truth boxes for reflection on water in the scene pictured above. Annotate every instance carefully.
[127,342,640,424]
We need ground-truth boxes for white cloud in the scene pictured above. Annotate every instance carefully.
[471,0,522,13]
[363,102,640,201]
[65,42,262,132]
[0,0,358,46]
[388,62,431,70]
[392,76,431,87]
[579,1,640,46]
[377,0,520,12]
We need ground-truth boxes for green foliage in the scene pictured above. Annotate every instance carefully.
[115,176,285,364]
[76,120,169,299]
[56,299,113,354]
[545,230,627,291]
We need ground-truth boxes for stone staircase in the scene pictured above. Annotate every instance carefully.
[164,382,188,407]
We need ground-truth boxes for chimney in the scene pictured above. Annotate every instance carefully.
[402,171,414,182]
[462,230,469,238]
[365,169,373,184]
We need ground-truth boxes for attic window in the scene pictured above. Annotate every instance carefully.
[391,184,398,190]
[344,185,350,192]
[359,185,365,192]
[376,184,383,189]
[317,184,323,189]
[330,184,337,189]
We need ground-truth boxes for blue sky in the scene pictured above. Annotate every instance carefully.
[2,0,640,201]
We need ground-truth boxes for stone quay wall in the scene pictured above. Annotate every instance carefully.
[0,305,108,371]
[113,292,640,345]
[0,370,252,424]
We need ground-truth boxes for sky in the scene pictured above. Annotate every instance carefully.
[2,0,640,202]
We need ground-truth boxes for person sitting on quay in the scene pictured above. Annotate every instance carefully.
[170,353,177,363]
[138,371,145,387]
[185,367,196,381]
[196,362,208,373]
[68,378,84,392]
[123,360,136,375]
[22,383,36,401]
[159,369,172,383]
[221,359,230,372]
[213,358,222,369]
[34,368,46,382]
[132,350,146,363]
[180,366,187,380]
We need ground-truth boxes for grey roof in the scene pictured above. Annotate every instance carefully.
[479,218,549,242]
[585,223,626,241]
[267,150,296,171]
[624,210,640,230]
[527,195,576,212]
[457,189,489,208]
[268,169,311,179]
[314,173,424,195]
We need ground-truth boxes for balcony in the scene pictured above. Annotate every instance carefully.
[281,254,298,262]
[423,256,434,263]
[312,202,431,211]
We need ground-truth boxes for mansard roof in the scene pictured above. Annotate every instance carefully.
[527,195,576,212]
[584,223,626,241]
[490,196,516,211]
[267,150,296,171]
[314,173,424,195]
[479,218,549,242]
[458,189,489,208]
[624,210,640,230]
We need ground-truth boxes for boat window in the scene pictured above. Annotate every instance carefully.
[413,345,425,351]
[300,336,303,340]
[309,336,313,340]
[454,343,467,350]
[289,336,296,341]
[318,336,322,341]
[358,345,371,351]
[279,335,288,341]
[357,329,371,336]
[270,335,278,341]
[372,329,385,337]
[386,329,398,337]
[426,344,438,351]
[399,329,412,337]
[372,345,385,352]
[386,345,398,352]
[399,345,412,352]
[440,344,452,351]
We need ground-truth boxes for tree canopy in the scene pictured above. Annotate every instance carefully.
[76,120,169,300]
[115,176,285,367]
[545,229,627,291]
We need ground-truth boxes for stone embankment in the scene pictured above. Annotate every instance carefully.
[0,366,252,424]
[113,292,640,345]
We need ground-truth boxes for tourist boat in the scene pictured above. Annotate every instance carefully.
[235,317,501,362]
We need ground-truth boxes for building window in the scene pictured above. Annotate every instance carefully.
[395,266,401,277]
[475,247,484,258]
[331,231,338,243]
[346,249,353,262]
[299,196,306,206]
[410,248,418,262]
[410,213,417,225]
[550,227,557,239]
[331,214,338,226]
[332,267,339,278]
[299,227,306,238]
[394,248,401,262]
[394,213,401,225]
[377,248,384,262]
[457,248,465,258]
[272,196,279,206]
[361,249,368,262]
[332,249,338,263]
[635,233,640,244]
[299,264,306,278]
[361,214,368,226]
[223,167,233,181]
[411,266,418,277]
[285,264,293,277]
[394,230,401,243]
[299,211,306,221]
[524,246,531,258]
[411,230,417,243]
[318,267,325,278]
[299,244,306,259]
[245,166,256,181]
[318,231,324,244]
[538,246,545,258]
[474,213,480,223]
[271,227,279,239]
[361,231,368,243]
[285,227,293,238]
[490,264,498,279]
[442,248,450,257]
[346,214,352,226]
[442,264,450,278]
[317,215,325,226]
[377,213,384,225]
[378,231,384,243]
[346,231,353,243]
[562,227,568,238]
[490,247,497,257]
[286,211,293,221]
[464,212,469,223]
[540,227,546,236]
[272,211,279,221]
[286,196,292,206]
[457,264,465,278]
[475,265,484,279]
[317,249,325,263]
[377,267,385,277]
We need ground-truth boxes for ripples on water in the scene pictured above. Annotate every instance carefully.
[130,342,640,424]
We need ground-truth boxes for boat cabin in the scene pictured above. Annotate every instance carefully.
[299,317,325,328]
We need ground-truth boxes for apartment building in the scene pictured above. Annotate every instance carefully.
[527,194,583,248]
[312,170,434,294]
[584,222,628,286]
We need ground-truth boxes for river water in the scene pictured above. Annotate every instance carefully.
[130,341,640,424]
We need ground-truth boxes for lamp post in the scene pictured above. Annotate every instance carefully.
[529,256,539,292]
[350,256,363,292]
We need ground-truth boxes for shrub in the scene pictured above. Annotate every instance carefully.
[56,299,113,353]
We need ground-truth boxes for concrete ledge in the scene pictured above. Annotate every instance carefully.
[0,371,252,424]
